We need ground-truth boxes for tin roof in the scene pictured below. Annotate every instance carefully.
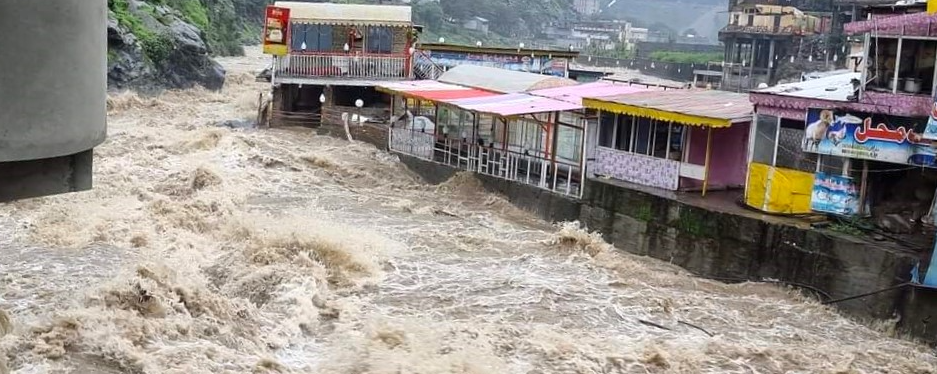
[438,65,578,93]
[754,72,859,102]
[529,82,651,105]
[274,2,412,27]
[583,90,753,128]
[375,80,497,101]
[447,93,583,117]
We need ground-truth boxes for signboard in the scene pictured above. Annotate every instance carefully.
[811,172,861,216]
[929,0,937,14]
[803,108,937,168]
[416,50,569,77]
[924,100,937,140]
[263,6,290,56]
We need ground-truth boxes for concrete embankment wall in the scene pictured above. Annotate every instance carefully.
[331,125,936,343]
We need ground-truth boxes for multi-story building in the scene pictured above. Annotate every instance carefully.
[265,2,416,126]
[575,0,601,16]
[719,0,839,91]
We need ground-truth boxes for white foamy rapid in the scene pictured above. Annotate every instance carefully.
[1,48,935,374]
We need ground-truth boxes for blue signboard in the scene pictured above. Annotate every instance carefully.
[924,100,937,141]
[803,108,937,167]
[416,50,568,77]
[811,172,861,216]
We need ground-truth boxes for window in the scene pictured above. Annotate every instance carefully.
[557,125,583,162]
[598,112,616,148]
[291,23,333,52]
[634,117,652,155]
[668,125,685,161]
[653,121,670,158]
[752,114,778,165]
[367,27,394,53]
[615,114,633,152]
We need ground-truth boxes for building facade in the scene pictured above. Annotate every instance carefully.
[265,2,416,127]
[575,0,600,16]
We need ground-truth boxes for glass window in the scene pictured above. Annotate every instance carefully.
[290,24,333,52]
[615,114,633,152]
[557,125,582,162]
[367,27,393,53]
[598,112,616,148]
[291,23,307,51]
[669,124,685,161]
[634,117,652,155]
[653,122,670,158]
[753,114,778,165]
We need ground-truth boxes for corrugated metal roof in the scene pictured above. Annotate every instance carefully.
[448,93,582,117]
[583,90,753,128]
[754,72,859,102]
[274,2,412,26]
[438,65,577,93]
[530,82,650,105]
[375,80,496,101]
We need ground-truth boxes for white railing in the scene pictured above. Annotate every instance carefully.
[275,53,410,79]
[389,127,583,198]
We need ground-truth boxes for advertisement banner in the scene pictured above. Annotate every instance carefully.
[811,172,861,216]
[803,108,936,167]
[263,6,290,56]
[924,100,937,140]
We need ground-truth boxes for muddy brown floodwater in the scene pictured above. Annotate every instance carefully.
[1,48,936,374]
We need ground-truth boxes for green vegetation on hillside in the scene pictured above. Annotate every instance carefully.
[109,0,175,63]
[649,51,723,64]
[413,0,574,48]
[108,0,266,61]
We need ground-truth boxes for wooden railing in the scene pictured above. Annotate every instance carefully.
[274,53,410,80]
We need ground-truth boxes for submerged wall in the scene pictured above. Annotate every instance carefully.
[0,0,107,201]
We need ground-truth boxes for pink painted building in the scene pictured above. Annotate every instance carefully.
[583,89,754,195]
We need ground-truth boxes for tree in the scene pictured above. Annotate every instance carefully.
[414,1,444,30]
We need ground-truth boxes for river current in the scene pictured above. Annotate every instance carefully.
[0,49,935,374]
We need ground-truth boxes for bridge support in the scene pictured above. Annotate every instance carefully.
[0,0,107,202]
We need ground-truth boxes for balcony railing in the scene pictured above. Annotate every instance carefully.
[274,53,411,80]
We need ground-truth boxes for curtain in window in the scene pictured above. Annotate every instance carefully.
[367,27,393,53]
[290,24,333,52]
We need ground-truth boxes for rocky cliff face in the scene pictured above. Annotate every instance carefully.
[107,0,268,91]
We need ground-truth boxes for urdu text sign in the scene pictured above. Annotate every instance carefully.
[263,6,290,56]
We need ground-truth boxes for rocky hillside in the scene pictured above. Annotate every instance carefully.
[107,0,269,90]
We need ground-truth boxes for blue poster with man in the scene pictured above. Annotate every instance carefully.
[803,108,937,168]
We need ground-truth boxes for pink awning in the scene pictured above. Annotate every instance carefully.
[376,80,497,101]
[447,93,583,116]
[844,12,937,36]
[529,82,650,105]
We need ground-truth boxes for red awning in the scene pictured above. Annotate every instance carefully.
[376,80,497,102]
[405,89,498,101]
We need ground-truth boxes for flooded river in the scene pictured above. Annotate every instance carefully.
[1,50,936,374]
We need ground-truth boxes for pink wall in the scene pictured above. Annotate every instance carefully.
[683,122,751,189]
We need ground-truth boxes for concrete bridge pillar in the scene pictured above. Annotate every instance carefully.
[0,0,107,201]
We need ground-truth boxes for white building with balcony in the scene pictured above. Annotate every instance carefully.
[266,2,416,127]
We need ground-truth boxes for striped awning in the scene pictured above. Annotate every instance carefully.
[583,90,752,128]
[376,80,497,101]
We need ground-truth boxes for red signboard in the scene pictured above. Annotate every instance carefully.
[263,6,290,56]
